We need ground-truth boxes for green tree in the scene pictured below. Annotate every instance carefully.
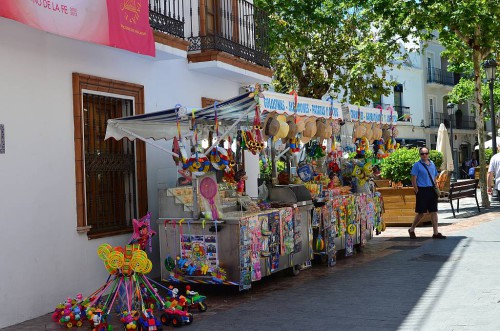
[254,0,409,102]
[449,76,500,121]
[365,0,500,207]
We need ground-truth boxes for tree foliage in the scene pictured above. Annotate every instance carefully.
[254,0,408,102]
[364,0,500,207]
[449,76,500,120]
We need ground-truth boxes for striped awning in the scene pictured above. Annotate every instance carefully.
[105,92,257,141]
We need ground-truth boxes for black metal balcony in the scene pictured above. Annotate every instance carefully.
[149,0,185,39]
[427,67,459,86]
[188,0,270,68]
[455,115,476,130]
[394,105,411,122]
[429,112,476,130]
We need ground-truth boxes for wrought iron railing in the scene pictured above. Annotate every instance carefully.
[188,0,270,67]
[149,0,185,39]
[429,112,448,128]
[429,112,476,130]
[394,105,411,122]
[427,67,458,86]
[455,115,476,130]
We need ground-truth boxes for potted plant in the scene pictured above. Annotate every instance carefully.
[378,148,443,226]
[380,148,443,186]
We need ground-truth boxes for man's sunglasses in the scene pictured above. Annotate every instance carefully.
[420,152,429,155]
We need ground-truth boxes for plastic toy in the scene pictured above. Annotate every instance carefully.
[199,175,220,219]
[87,308,109,331]
[120,310,139,330]
[137,309,163,331]
[160,306,193,328]
[53,294,88,329]
[185,154,211,176]
[184,286,208,312]
[234,169,248,195]
[129,212,156,252]
[210,146,229,170]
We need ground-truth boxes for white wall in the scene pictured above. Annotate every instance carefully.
[382,65,426,130]
[0,18,242,328]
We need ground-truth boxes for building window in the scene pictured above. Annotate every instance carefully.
[394,84,403,118]
[201,97,222,108]
[429,97,436,126]
[73,73,148,238]
[372,85,383,108]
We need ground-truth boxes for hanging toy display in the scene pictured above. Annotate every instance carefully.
[183,109,210,176]
[210,146,229,170]
[306,140,326,160]
[174,105,189,167]
[172,136,181,166]
[297,161,314,182]
[129,212,156,252]
[198,173,221,220]
[208,102,230,171]
[252,105,264,153]
[222,136,236,184]
[186,153,210,176]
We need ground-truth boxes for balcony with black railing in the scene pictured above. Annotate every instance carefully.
[149,0,185,39]
[187,0,270,68]
[429,112,476,130]
[427,67,460,86]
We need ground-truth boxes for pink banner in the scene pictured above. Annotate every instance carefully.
[0,0,155,57]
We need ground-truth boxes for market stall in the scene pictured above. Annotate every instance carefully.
[105,88,393,290]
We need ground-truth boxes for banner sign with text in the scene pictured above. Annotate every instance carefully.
[346,105,398,125]
[0,0,155,57]
[260,91,343,120]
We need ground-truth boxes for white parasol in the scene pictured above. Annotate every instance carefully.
[474,136,500,150]
[436,123,454,171]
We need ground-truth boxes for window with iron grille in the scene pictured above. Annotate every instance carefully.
[83,94,137,234]
[73,73,148,239]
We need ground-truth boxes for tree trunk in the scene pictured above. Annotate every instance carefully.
[473,49,490,208]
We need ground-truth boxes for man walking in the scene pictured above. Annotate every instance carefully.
[487,146,500,201]
[408,147,446,239]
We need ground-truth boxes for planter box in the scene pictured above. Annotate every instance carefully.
[377,187,431,226]
[374,179,391,188]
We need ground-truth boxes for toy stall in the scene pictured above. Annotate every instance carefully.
[259,93,395,265]
[104,89,393,291]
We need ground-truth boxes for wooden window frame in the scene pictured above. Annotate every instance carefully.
[73,73,148,239]
[201,97,222,108]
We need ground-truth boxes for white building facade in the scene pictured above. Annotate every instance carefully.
[0,0,271,327]
[374,39,476,178]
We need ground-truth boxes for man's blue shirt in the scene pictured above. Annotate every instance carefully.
[411,160,438,187]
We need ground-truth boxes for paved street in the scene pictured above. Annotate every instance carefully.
[3,194,500,331]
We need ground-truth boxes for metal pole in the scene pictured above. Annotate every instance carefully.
[490,79,497,155]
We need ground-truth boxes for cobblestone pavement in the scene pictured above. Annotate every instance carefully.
[3,194,499,330]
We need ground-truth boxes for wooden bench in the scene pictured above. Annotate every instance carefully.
[447,179,480,218]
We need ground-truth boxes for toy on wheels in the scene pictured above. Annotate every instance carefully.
[160,308,193,328]
[137,309,163,331]
[184,286,207,312]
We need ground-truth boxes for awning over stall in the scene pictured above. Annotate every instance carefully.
[105,92,258,141]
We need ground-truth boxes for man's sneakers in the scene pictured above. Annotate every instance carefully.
[408,229,447,239]
[432,233,447,239]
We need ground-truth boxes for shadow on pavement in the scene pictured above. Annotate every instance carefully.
[185,236,467,330]
[0,236,468,331]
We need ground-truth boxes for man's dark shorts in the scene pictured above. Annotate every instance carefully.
[415,186,438,213]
